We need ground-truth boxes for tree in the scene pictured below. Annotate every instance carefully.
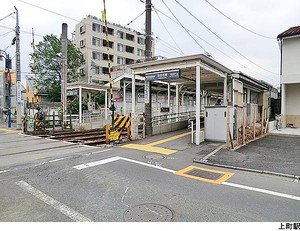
[29,34,85,102]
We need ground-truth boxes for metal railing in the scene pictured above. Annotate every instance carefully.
[151,111,197,126]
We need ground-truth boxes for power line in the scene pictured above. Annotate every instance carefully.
[0,29,14,39]
[126,11,145,26]
[18,0,80,22]
[0,24,44,37]
[155,47,178,57]
[154,36,183,56]
[153,7,278,84]
[153,7,246,68]
[174,0,277,76]
[0,12,15,22]
[204,0,276,40]
[152,6,184,55]
[162,0,208,54]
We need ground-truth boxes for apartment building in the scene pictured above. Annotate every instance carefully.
[74,15,154,83]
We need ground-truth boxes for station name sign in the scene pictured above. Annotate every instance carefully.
[145,70,180,81]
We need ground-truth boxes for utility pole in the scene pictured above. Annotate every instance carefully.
[61,23,68,128]
[14,6,22,130]
[144,0,153,136]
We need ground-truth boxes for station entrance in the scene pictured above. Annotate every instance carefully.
[128,54,232,145]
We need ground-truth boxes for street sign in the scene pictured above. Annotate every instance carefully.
[145,70,180,81]
[17,81,21,104]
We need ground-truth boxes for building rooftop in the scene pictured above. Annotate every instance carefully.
[277,25,300,39]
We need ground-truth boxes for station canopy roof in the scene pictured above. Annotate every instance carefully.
[128,54,232,85]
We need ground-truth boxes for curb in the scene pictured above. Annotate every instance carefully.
[193,158,300,181]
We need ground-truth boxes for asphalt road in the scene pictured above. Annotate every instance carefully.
[0,132,299,222]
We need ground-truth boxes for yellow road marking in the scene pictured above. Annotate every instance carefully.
[0,128,18,133]
[175,165,234,184]
[147,131,191,146]
[122,144,176,155]
[121,131,191,155]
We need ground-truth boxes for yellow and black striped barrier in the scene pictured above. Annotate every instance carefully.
[106,113,131,143]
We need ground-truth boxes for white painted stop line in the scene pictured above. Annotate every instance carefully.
[73,156,300,202]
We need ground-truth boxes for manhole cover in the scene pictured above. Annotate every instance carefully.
[123,203,174,222]
[144,154,165,160]
[186,168,223,180]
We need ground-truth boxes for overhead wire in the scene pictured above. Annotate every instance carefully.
[174,0,278,76]
[154,36,183,56]
[154,6,278,84]
[204,0,276,40]
[152,6,184,55]
[153,7,246,67]
[161,0,208,54]
[126,10,145,26]
[0,29,14,39]
[18,0,80,22]
[0,12,15,22]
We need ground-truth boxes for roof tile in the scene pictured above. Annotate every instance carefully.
[277,26,300,39]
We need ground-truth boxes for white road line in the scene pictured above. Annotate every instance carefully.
[72,156,300,202]
[48,158,66,163]
[0,170,11,174]
[119,157,176,174]
[73,156,120,170]
[15,181,92,222]
[73,156,176,173]
[222,182,300,202]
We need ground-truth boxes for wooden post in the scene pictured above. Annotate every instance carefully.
[261,106,265,135]
[52,111,55,131]
[69,113,72,130]
[105,124,110,144]
[253,105,256,140]
[242,107,245,145]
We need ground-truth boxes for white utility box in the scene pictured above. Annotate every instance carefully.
[204,106,234,142]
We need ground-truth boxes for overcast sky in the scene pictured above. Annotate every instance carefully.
[1,0,300,87]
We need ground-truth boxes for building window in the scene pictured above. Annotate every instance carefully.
[102,67,109,74]
[117,57,125,65]
[92,51,101,60]
[126,58,134,65]
[137,37,144,45]
[92,66,100,75]
[80,68,85,76]
[102,26,114,35]
[92,23,101,32]
[103,40,114,49]
[92,37,101,46]
[126,33,135,42]
[80,39,85,48]
[125,45,134,54]
[102,53,114,62]
[117,43,124,52]
[80,25,86,34]
[137,49,144,57]
[117,30,124,39]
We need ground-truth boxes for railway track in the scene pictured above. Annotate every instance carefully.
[47,128,136,146]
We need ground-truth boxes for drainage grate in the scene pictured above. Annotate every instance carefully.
[186,168,223,180]
[123,203,174,222]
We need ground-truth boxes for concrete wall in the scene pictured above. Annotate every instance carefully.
[282,36,300,84]
[152,120,188,135]
[286,83,300,115]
